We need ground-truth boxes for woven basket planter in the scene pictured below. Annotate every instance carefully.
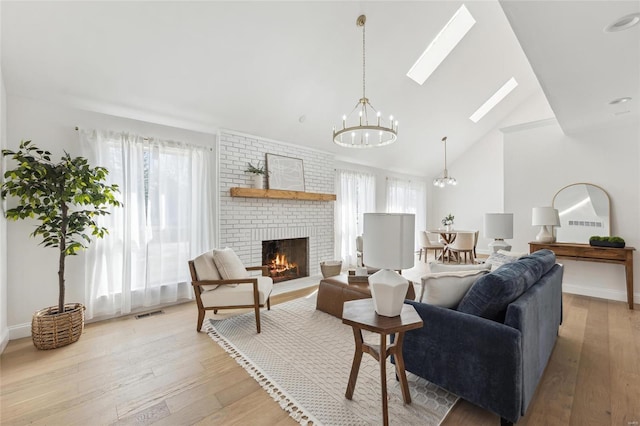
[31,303,85,350]
[320,261,342,278]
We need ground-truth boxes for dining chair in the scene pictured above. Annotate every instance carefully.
[447,232,476,264]
[419,231,445,263]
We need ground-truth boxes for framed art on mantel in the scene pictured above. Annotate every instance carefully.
[266,153,305,191]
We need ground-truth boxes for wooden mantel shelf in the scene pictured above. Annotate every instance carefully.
[230,187,336,201]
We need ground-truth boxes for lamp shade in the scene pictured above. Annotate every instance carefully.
[363,213,415,270]
[532,207,560,226]
[363,213,415,317]
[484,213,514,239]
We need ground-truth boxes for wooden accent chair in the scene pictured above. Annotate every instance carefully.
[447,232,476,264]
[419,231,445,263]
[188,248,273,333]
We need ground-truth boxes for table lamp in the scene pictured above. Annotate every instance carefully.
[363,213,415,317]
[532,207,560,243]
[484,213,514,253]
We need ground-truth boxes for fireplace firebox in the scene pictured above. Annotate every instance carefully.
[261,237,309,283]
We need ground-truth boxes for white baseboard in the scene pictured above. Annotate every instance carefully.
[0,328,9,354]
[9,322,31,340]
[563,283,638,305]
[5,300,197,344]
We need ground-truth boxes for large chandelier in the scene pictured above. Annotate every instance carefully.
[433,136,457,187]
[333,15,398,148]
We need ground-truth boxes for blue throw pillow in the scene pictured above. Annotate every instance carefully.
[457,249,556,321]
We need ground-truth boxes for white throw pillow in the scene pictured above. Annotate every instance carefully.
[428,262,491,273]
[497,249,527,258]
[193,250,222,291]
[485,250,525,271]
[420,269,489,308]
[212,247,249,280]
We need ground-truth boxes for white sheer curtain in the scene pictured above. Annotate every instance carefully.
[335,169,376,267]
[386,177,427,249]
[80,129,214,320]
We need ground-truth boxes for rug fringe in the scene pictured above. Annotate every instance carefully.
[206,323,319,426]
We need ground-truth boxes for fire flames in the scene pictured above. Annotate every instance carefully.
[268,252,298,277]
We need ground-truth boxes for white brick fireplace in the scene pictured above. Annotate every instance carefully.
[218,130,335,277]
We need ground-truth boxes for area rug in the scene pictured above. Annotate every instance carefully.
[205,295,458,425]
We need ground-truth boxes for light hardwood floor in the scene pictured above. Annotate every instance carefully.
[1,288,638,425]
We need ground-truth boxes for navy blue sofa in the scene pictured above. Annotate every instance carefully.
[395,249,563,425]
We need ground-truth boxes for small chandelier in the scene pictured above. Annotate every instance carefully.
[333,15,398,148]
[433,136,457,187]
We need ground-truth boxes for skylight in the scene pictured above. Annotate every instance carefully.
[469,77,518,123]
[406,4,476,85]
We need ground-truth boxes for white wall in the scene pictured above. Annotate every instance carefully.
[429,129,503,253]
[504,118,640,303]
[428,86,640,303]
[5,95,215,339]
[0,61,9,352]
[218,130,335,275]
[430,91,555,254]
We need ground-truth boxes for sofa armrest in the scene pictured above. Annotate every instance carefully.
[397,300,523,423]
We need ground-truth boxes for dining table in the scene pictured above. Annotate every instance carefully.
[426,229,475,262]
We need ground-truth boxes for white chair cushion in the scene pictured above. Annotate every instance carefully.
[200,276,273,307]
[420,269,489,308]
[212,247,249,279]
[429,262,490,273]
[193,250,222,291]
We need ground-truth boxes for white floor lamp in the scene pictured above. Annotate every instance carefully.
[363,213,415,317]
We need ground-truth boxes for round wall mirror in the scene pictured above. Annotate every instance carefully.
[552,183,610,243]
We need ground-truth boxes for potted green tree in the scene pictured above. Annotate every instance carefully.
[1,140,121,349]
[245,161,267,189]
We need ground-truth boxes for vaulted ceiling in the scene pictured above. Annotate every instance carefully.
[2,1,638,177]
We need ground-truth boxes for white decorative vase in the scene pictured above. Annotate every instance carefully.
[445,225,452,232]
[252,174,264,189]
[368,269,409,317]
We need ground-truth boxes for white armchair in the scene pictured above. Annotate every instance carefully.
[188,248,273,333]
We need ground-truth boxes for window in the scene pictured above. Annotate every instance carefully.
[81,130,214,319]
[335,169,375,267]
[386,177,427,249]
